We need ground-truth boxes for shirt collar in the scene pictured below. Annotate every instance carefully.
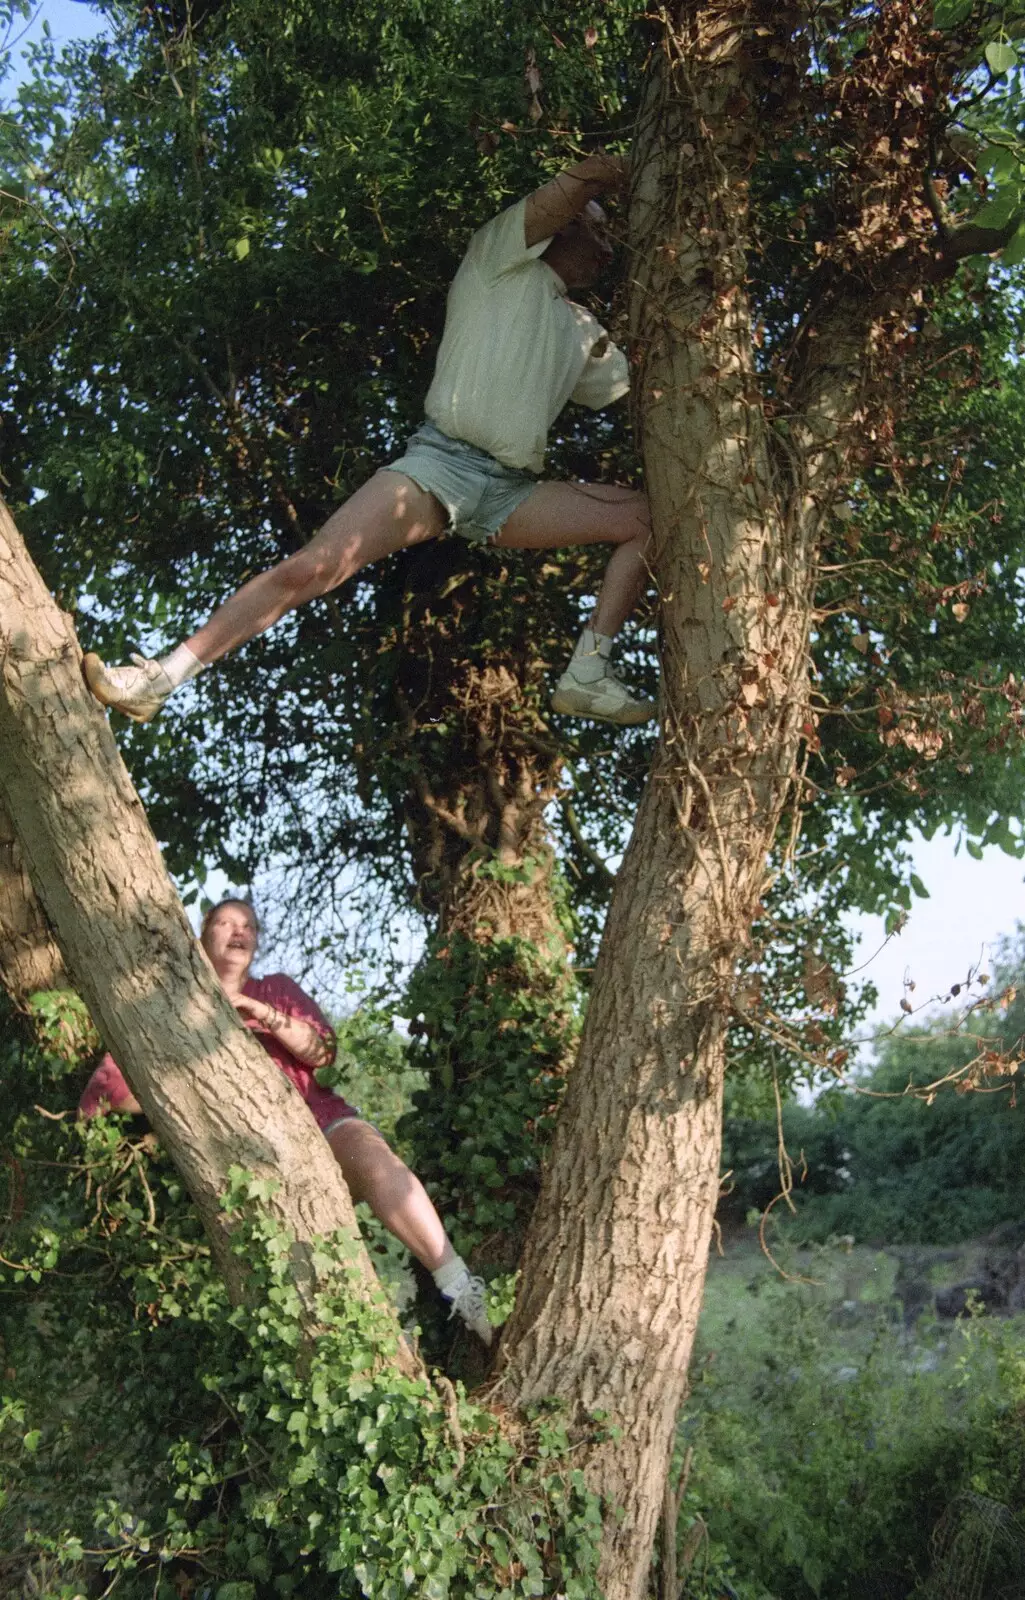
[544,260,568,295]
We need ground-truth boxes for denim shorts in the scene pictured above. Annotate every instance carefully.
[384,420,538,545]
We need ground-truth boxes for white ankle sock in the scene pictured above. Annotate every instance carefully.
[158,643,206,690]
[432,1254,470,1300]
[569,626,614,683]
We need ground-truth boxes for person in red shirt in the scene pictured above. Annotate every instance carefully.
[79,898,491,1346]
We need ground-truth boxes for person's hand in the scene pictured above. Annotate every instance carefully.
[591,150,629,189]
[233,993,272,1027]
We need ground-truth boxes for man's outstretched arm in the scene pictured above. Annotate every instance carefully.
[523,152,627,247]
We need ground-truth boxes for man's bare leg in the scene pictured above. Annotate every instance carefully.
[83,472,446,721]
[497,481,654,724]
[187,471,446,665]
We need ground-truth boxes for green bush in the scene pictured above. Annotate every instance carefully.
[720,1036,1025,1247]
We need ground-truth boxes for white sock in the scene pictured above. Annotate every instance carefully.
[568,626,614,683]
[432,1254,470,1301]
[158,643,206,690]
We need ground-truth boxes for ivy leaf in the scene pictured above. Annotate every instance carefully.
[972,191,1019,229]
[985,41,1018,76]
[934,0,973,27]
[1001,224,1025,267]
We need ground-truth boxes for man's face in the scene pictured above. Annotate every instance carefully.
[554,201,615,288]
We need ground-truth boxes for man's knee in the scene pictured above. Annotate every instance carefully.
[274,545,336,604]
[615,490,650,543]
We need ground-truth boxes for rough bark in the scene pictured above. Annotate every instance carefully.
[498,24,809,1595]
[0,493,419,1374]
[497,6,956,1595]
[0,797,68,1000]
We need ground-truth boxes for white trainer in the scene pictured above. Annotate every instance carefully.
[551,662,655,726]
[447,1272,493,1348]
[82,653,174,724]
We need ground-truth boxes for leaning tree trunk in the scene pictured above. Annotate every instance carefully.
[496,6,952,1594]
[0,798,68,1000]
[0,494,419,1373]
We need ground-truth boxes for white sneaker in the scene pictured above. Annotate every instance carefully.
[551,663,655,726]
[83,653,174,724]
[446,1273,493,1348]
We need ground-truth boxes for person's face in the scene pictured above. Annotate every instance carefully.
[552,201,615,288]
[201,903,259,970]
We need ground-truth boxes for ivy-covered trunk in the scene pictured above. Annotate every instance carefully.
[384,540,581,1283]
[497,6,978,1595]
[0,495,419,1371]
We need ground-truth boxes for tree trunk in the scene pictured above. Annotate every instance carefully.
[381,540,580,1301]
[0,494,419,1374]
[496,10,873,1595]
[0,798,68,1000]
[386,537,569,948]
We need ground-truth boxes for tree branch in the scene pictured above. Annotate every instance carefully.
[936,211,1023,267]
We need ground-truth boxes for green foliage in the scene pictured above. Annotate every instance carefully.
[317,1005,424,1144]
[0,0,652,963]
[723,1063,1025,1247]
[9,3,1025,1586]
[122,1172,604,1600]
[722,923,1025,1244]
[4,0,1025,1120]
[0,1026,604,1600]
[400,929,580,1270]
[720,1099,848,1229]
[676,1246,1025,1600]
[24,989,101,1072]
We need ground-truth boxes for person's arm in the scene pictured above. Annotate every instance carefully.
[523,152,627,247]
[233,985,336,1070]
[78,1054,143,1117]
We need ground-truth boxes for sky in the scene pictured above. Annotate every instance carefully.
[7,0,1025,1033]
[3,0,108,72]
[845,831,1023,1037]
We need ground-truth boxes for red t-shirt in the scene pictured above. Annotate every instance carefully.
[78,972,357,1131]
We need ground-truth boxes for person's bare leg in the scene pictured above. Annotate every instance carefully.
[496,480,650,635]
[83,471,447,721]
[188,471,447,665]
[327,1119,493,1345]
[327,1118,453,1272]
[496,480,654,724]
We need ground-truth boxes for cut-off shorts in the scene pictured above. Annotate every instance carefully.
[322,1110,360,1140]
[384,420,538,546]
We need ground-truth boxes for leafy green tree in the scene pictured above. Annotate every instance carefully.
[724,921,1025,1244]
[7,3,1025,1598]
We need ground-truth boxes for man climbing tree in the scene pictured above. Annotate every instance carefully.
[83,153,655,728]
